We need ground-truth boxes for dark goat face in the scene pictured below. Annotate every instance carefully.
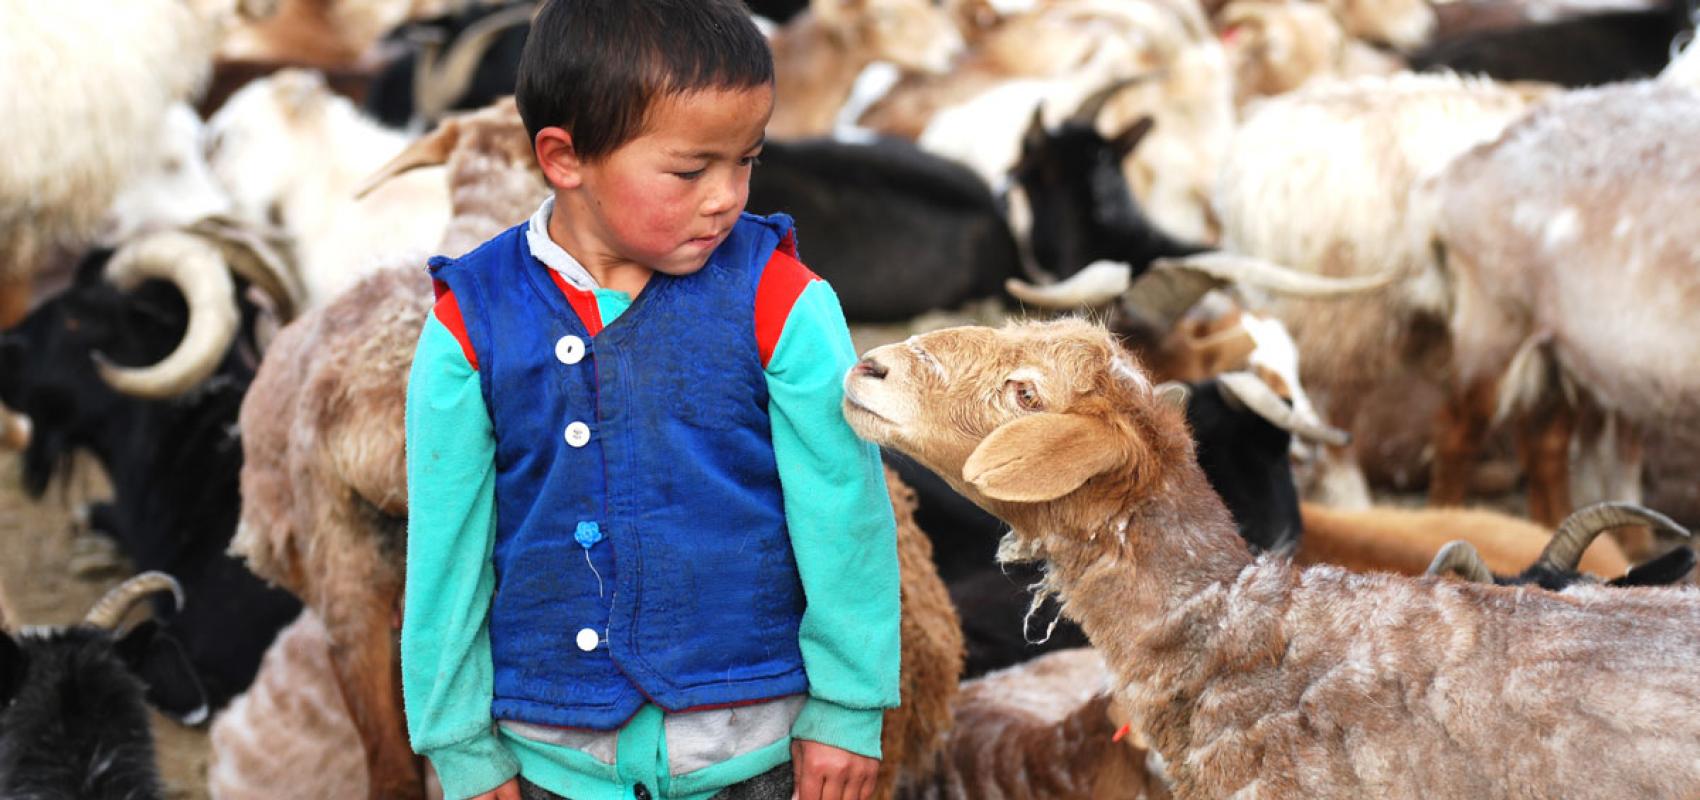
[0,252,191,495]
[1011,112,1162,279]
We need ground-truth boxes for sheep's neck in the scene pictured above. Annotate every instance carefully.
[1026,469,1275,742]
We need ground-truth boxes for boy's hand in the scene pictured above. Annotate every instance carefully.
[471,778,522,800]
[791,739,879,800]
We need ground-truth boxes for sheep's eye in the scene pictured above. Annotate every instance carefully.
[1006,379,1042,411]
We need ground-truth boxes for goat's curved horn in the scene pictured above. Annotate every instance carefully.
[355,120,463,201]
[83,571,184,630]
[1006,261,1133,308]
[1427,540,1495,584]
[1541,501,1692,574]
[1215,371,1351,446]
[189,216,304,324]
[1149,253,1398,297]
[96,230,240,398]
[414,3,536,124]
[1068,72,1166,127]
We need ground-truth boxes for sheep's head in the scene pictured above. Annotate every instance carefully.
[844,319,1194,536]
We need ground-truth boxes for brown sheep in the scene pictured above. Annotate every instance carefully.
[845,317,1700,799]
[898,647,1162,800]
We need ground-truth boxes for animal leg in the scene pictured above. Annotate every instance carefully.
[1514,400,1575,529]
[1429,378,1496,507]
[318,555,420,800]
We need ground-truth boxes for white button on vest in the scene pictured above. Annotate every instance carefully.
[555,335,585,365]
[576,628,600,652]
[564,421,591,448]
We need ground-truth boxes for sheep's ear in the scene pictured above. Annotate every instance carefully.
[116,621,209,726]
[354,118,461,200]
[964,413,1123,502]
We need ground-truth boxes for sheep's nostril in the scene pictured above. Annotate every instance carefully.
[855,358,889,380]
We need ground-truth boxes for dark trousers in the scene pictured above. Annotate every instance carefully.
[518,763,794,800]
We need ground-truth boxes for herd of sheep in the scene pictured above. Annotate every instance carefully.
[4,0,1700,798]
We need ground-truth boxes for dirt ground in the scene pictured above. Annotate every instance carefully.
[0,456,211,800]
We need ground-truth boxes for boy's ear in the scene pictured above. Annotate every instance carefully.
[534,126,584,190]
[963,413,1124,502]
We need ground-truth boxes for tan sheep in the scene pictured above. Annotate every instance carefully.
[844,317,1700,799]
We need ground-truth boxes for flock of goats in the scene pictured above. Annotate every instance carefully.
[4,0,1700,797]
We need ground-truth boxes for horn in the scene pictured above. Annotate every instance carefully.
[354,118,464,201]
[95,230,240,398]
[1541,501,1692,574]
[1148,253,1398,297]
[1006,261,1133,308]
[83,571,184,630]
[188,216,304,324]
[1427,540,1496,583]
[1120,262,1230,332]
[1068,72,1166,127]
[1215,371,1350,446]
[413,3,536,125]
[0,405,29,450]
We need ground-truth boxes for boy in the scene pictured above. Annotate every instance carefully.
[400,2,902,799]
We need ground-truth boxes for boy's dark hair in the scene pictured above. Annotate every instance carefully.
[516,0,774,162]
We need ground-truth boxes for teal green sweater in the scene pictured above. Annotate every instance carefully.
[402,281,901,800]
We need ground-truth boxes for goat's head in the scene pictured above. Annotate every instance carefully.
[1,573,207,732]
[205,69,345,230]
[844,319,1196,535]
[811,0,965,75]
[1010,77,1194,280]
[1428,502,1697,590]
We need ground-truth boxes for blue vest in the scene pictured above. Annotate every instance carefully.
[427,214,808,730]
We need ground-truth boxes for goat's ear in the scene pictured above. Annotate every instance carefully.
[964,413,1123,502]
[115,621,209,726]
[1110,116,1156,160]
[1021,107,1048,156]
[1155,381,1191,411]
[0,635,22,707]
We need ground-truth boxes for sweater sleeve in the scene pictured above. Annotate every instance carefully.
[402,300,520,799]
[761,274,902,760]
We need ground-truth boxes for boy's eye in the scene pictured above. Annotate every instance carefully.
[673,168,706,181]
[739,155,762,168]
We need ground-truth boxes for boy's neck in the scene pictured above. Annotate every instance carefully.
[546,197,654,297]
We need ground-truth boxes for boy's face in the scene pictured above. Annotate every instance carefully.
[558,85,773,276]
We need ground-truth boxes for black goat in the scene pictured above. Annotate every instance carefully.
[0,573,207,800]
[1411,0,1695,86]
[0,251,301,709]
[745,136,1027,322]
[364,0,533,129]
[1008,88,1208,284]
[1429,501,1697,590]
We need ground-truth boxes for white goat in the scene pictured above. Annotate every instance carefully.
[0,0,274,325]
[1212,73,1547,506]
[206,68,450,307]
